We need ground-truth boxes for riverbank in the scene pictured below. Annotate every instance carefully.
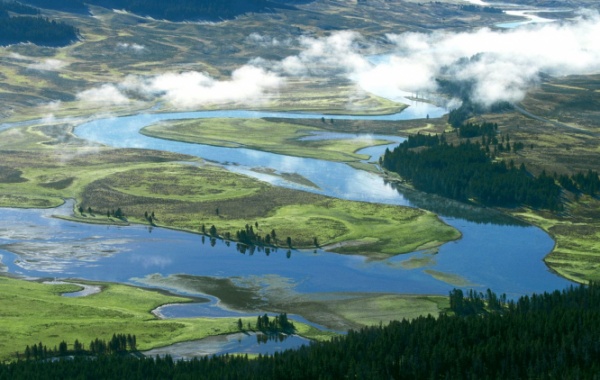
[0,276,219,362]
[77,162,460,256]
[0,119,459,257]
[134,273,451,332]
[0,274,454,361]
[141,118,394,163]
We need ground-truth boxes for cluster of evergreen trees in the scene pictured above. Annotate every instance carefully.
[457,121,497,138]
[559,169,600,196]
[381,133,563,210]
[254,313,295,334]
[4,284,600,378]
[0,0,79,46]
[0,14,78,46]
[446,101,513,128]
[235,223,277,247]
[88,334,137,355]
[200,221,297,253]
[449,288,508,316]
[20,334,137,361]
[459,4,503,13]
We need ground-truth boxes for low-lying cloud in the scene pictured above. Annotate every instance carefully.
[77,66,284,108]
[8,54,69,71]
[376,12,600,106]
[75,12,600,110]
[142,66,283,108]
[116,42,146,52]
[256,12,600,107]
[246,33,292,48]
[77,84,131,105]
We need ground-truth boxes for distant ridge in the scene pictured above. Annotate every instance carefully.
[20,0,298,21]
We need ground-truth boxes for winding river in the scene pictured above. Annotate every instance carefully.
[0,6,575,357]
[0,104,573,355]
[0,104,572,298]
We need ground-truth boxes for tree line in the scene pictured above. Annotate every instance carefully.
[459,4,503,13]
[380,132,563,210]
[0,14,78,46]
[3,283,600,378]
[19,334,137,361]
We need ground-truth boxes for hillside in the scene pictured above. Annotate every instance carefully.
[22,0,296,21]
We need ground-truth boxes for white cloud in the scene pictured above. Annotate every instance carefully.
[73,14,600,110]
[258,13,600,107]
[375,13,600,106]
[116,42,146,52]
[75,65,284,109]
[144,66,284,108]
[8,53,29,61]
[76,84,130,105]
[246,33,292,47]
[25,58,69,71]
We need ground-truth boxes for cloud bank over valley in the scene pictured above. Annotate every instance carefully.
[74,12,600,110]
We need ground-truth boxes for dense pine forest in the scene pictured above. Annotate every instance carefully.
[380,130,563,210]
[0,1,79,46]
[21,0,295,21]
[380,122,599,210]
[1,284,600,379]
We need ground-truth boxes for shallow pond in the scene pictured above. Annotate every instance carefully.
[142,332,312,360]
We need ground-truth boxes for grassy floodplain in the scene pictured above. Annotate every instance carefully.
[0,121,458,256]
[0,276,259,362]
[0,273,449,361]
[79,162,459,255]
[142,118,394,162]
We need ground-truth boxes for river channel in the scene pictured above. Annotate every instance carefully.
[0,6,575,357]
[0,99,573,356]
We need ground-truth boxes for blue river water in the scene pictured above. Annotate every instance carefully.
[0,103,573,356]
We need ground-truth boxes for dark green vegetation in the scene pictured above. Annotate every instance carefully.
[21,334,137,361]
[465,74,600,284]
[0,2,78,46]
[381,130,563,210]
[0,275,252,362]
[252,313,295,335]
[2,283,600,379]
[0,16,78,46]
[459,4,503,14]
